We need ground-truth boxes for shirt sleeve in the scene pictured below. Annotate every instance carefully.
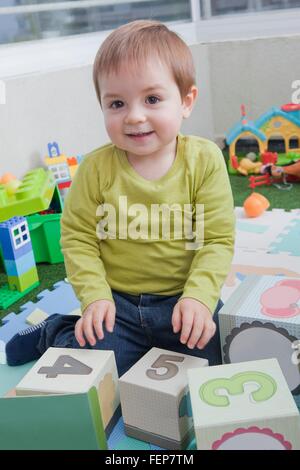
[60,156,113,312]
[180,144,235,313]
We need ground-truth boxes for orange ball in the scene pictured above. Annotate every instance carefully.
[243,192,270,218]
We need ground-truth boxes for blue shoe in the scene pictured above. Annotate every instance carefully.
[6,321,46,366]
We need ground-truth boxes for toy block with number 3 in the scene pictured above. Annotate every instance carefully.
[15,347,120,431]
[119,347,208,449]
[188,358,300,450]
[219,275,300,408]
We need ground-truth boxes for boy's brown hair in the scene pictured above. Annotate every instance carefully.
[93,20,196,105]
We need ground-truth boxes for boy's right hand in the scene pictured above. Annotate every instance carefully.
[75,299,116,347]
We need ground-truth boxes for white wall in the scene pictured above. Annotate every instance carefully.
[209,35,300,141]
[0,31,299,178]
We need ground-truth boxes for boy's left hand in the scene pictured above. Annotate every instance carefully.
[172,298,216,350]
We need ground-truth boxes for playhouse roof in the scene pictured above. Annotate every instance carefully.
[255,106,300,128]
[226,120,266,145]
[226,105,300,145]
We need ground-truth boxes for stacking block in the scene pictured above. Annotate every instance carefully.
[26,308,49,325]
[219,275,300,408]
[7,265,39,292]
[0,168,55,222]
[119,347,208,449]
[0,217,32,260]
[0,387,107,449]
[4,250,36,276]
[188,358,300,450]
[15,347,120,430]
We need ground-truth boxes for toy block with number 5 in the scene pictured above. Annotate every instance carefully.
[119,347,208,450]
[188,358,300,450]
[15,347,120,431]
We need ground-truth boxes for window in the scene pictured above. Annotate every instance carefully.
[200,0,300,18]
[11,221,30,250]
[0,0,191,45]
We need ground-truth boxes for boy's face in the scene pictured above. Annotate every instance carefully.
[99,57,197,160]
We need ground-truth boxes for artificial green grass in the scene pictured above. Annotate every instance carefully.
[229,173,300,210]
[224,147,300,209]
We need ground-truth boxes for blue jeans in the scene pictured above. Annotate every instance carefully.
[37,290,223,376]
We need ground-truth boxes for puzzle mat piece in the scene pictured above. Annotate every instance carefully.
[221,271,246,303]
[221,247,300,303]
[235,207,300,252]
[0,280,80,364]
[269,218,300,257]
[232,249,300,276]
[0,361,35,397]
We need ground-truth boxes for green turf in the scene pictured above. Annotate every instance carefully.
[229,173,300,210]
[224,148,300,209]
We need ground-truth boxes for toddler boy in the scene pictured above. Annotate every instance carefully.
[6,20,235,376]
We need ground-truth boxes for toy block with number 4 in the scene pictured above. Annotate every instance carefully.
[188,358,300,450]
[15,347,120,431]
[119,347,208,450]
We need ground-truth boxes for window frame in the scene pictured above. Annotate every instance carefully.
[0,2,300,79]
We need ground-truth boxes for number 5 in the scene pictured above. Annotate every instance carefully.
[146,354,184,381]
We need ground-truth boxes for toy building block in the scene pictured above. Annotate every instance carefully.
[15,347,120,431]
[0,216,33,260]
[0,216,39,305]
[0,168,55,222]
[0,386,107,450]
[119,347,208,450]
[219,275,300,409]
[26,308,49,326]
[188,358,300,450]
[7,266,39,292]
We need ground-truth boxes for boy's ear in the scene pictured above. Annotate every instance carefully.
[182,85,198,118]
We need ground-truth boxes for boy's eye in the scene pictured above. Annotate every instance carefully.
[146,95,160,105]
[110,100,124,109]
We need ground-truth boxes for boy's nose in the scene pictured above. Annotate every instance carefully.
[124,106,146,124]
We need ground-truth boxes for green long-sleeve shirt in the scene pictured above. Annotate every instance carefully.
[60,134,235,313]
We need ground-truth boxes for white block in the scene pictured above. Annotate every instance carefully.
[119,347,208,449]
[188,358,300,450]
[15,347,119,429]
[219,275,300,408]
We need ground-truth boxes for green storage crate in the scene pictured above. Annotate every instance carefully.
[27,212,63,264]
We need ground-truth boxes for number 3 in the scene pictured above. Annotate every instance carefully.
[199,371,277,407]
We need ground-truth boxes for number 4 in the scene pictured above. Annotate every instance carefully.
[38,355,93,379]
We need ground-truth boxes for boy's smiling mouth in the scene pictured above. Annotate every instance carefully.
[126,131,155,140]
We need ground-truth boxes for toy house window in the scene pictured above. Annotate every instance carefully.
[267,136,286,153]
[273,121,282,128]
[11,222,30,250]
[289,136,300,149]
[50,164,70,181]
[235,137,259,155]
